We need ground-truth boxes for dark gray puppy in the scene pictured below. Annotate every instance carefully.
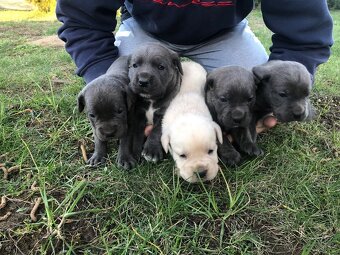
[252,60,315,122]
[124,43,183,166]
[77,56,133,166]
[205,66,262,166]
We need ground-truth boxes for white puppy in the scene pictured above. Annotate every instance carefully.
[161,61,223,183]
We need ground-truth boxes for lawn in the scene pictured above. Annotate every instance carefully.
[0,8,339,255]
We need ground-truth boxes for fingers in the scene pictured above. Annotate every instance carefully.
[263,116,277,128]
[256,114,277,134]
[144,125,153,137]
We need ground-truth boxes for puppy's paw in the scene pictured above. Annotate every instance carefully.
[142,140,164,162]
[219,148,241,166]
[242,142,264,157]
[87,152,106,166]
[117,154,138,170]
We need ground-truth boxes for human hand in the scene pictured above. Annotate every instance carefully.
[144,124,153,136]
[256,114,277,134]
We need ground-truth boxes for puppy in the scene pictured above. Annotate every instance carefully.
[205,66,262,166]
[124,43,183,166]
[253,60,315,122]
[161,61,223,183]
[77,56,133,166]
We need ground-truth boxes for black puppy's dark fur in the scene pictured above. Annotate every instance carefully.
[205,66,262,166]
[77,56,134,166]
[120,43,183,168]
[253,60,315,123]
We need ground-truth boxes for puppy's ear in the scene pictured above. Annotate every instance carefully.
[161,131,170,154]
[252,65,271,84]
[173,58,183,75]
[205,74,214,93]
[169,51,183,75]
[212,122,223,144]
[252,75,258,90]
[77,89,86,113]
[127,54,132,68]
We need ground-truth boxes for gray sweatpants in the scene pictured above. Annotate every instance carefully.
[114,17,268,72]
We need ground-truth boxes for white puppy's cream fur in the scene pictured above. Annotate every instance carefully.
[161,61,223,183]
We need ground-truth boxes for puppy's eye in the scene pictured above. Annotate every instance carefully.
[117,108,123,114]
[219,96,227,103]
[179,154,187,159]
[279,92,288,97]
[248,96,254,102]
[158,64,165,70]
[132,63,138,68]
[208,149,214,155]
[88,113,95,119]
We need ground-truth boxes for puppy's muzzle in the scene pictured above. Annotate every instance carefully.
[99,126,117,138]
[195,168,208,179]
[231,108,246,124]
[292,104,306,120]
[138,72,153,88]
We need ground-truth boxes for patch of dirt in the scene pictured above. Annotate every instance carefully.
[0,21,60,42]
[29,35,64,48]
[250,218,303,255]
[0,199,30,230]
[0,24,41,38]
[170,212,304,254]
[0,189,99,254]
[312,94,340,131]
[0,194,43,255]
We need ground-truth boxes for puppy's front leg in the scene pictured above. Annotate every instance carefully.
[117,136,137,170]
[88,135,108,166]
[232,127,263,157]
[218,133,241,166]
[117,107,146,170]
[142,110,164,162]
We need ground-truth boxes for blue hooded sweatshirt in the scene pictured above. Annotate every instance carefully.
[56,0,333,83]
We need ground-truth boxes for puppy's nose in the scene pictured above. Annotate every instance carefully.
[292,105,305,120]
[138,79,149,87]
[231,109,245,123]
[196,169,207,179]
[293,112,305,120]
[100,127,117,138]
[138,72,152,87]
[105,131,116,138]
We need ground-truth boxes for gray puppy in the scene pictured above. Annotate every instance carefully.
[123,43,183,166]
[253,60,315,122]
[77,56,133,166]
[205,66,262,166]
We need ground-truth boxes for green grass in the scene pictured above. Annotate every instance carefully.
[0,9,339,255]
